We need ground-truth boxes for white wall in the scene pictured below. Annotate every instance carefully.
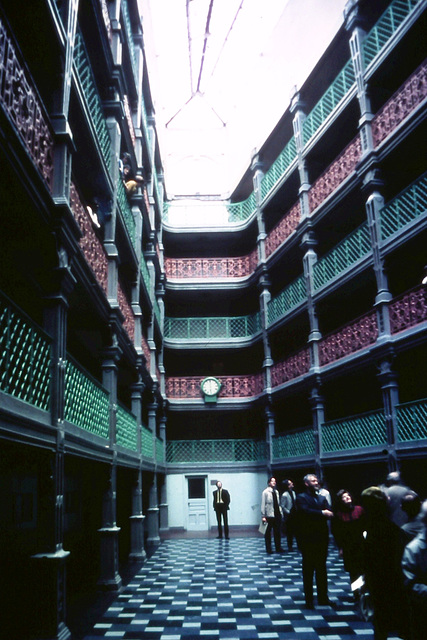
[166,470,269,530]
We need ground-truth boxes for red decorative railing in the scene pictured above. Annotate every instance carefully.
[319,310,378,366]
[308,136,362,213]
[100,0,113,43]
[0,16,54,190]
[166,373,264,399]
[265,202,301,258]
[271,348,311,387]
[123,94,136,146]
[390,285,427,334]
[165,249,258,280]
[70,183,108,294]
[117,280,135,342]
[141,333,151,369]
[372,59,427,148]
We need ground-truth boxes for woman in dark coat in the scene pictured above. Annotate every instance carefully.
[332,489,365,586]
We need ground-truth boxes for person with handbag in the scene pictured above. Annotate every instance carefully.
[261,477,284,554]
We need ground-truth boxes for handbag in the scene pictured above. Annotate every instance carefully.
[258,520,268,534]
[351,575,374,623]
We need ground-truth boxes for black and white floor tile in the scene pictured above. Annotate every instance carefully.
[83,537,401,640]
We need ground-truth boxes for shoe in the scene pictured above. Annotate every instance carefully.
[225,537,229,540]
[266,550,273,554]
[216,536,222,539]
[318,599,336,608]
[276,548,285,553]
[304,601,314,610]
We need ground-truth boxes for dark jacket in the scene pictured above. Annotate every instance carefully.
[213,488,230,511]
[296,490,329,547]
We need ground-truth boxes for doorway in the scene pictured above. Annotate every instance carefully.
[186,476,208,531]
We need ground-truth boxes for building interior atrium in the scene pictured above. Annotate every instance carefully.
[0,0,426,638]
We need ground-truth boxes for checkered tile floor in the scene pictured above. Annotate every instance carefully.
[83,537,401,640]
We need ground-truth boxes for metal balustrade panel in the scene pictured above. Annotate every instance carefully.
[302,59,355,146]
[322,410,387,452]
[380,172,427,240]
[117,179,136,245]
[260,137,297,202]
[0,297,51,411]
[363,0,421,68]
[267,275,307,325]
[227,193,257,223]
[166,439,267,463]
[397,398,427,441]
[313,223,371,290]
[141,426,153,458]
[64,358,109,439]
[272,429,315,459]
[74,32,112,171]
[156,438,164,463]
[116,403,137,450]
[165,312,262,341]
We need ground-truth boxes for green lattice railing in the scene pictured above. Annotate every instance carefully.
[164,312,262,341]
[380,172,427,240]
[166,439,268,463]
[272,429,315,459]
[303,58,355,146]
[267,275,307,325]
[260,137,298,203]
[321,409,387,453]
[313,222,371,290]
[140,253,151,294]
[117,178,136,245]
[0,293,51,411]
[64,357,110,439]
[227,192,257,223]
[116,402,137,450]
[397,397,427,442]
[121,0,138,79]
[74,31,111,171]
[156,437,165,463]
[363,0,422,68]
[141,425,153,458]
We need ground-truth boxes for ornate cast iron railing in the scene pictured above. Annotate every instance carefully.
[321,409,387,452]
[70,183,108,294]
[164,312,262,341]
[313,222,371,291]
[117,280,135,342]
[0,15,54,190]
[318,310,378,366]
[267,275,307,326]
[380,171,427,240]
[141,333,151,370]
[74,31,112,171]
[272,428,315,459]
[117,178,136,245]
[141,425,153,458]
[100,0,113,43]
[260,137,298,203]
[166,438,267,463]
[308,136,362,213]
[64,356,110,439]
[166,374,264,399]
[156,437,164,463]
[227,192,257,223]
[271,348,311,387]
[372,58,427,147]
[140,253,151,293]
[116,402,137,450]
[121,0,138,81]
[164,250,258,279]
[302,58,355,146]
[389,285,427,334]
[363,0,422,68]
[265,202,301,258]
[0,293,51,411]
[397,397,427,442]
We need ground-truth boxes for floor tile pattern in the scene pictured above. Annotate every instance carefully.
[83,537,400,640]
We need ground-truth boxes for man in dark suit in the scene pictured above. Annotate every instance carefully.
[213,480,231,539]
[296,473,334,609]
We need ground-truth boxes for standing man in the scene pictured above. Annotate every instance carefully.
[281,479,297,551]
[261,477,284,554]
[213,480,230,539]
[296,474,334,608]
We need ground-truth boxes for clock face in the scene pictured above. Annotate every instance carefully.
[201,377,220,396]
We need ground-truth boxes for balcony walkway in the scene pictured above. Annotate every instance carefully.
[78,531,403,640]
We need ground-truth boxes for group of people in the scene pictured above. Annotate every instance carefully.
[214,472,427,640]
